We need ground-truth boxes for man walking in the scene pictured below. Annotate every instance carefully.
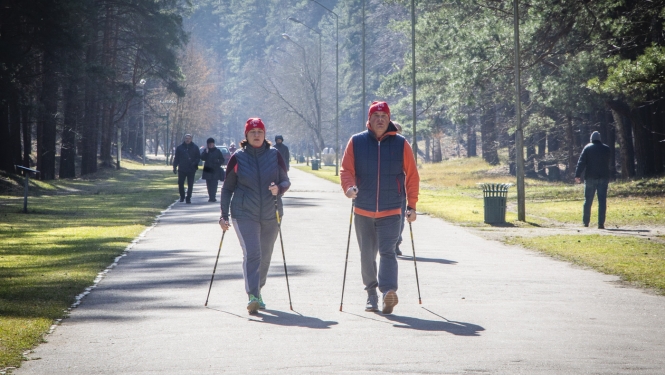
[173,134,200,203]
[575,131,611,229]
[340,101,420,314]
[274,135,290,171]
[201,137,225,202]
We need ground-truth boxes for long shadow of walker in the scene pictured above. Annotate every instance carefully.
[398,255,458,265]
[381,309,484,336]
[255,309,339,329]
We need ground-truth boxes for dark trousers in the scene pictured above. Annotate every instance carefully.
[583,178,609,226]
[355,214,401,295]
[205,179,219,200]
[177,170,196,199]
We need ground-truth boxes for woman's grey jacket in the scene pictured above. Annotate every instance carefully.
[220,141,290,221]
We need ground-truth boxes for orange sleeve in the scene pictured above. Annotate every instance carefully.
[403,140,420,210]
[340,137,356,193]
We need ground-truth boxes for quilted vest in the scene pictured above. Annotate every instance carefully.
[352,130,406,213]
[230,144,283,221]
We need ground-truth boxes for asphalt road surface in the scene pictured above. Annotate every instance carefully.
[15,168,665,374]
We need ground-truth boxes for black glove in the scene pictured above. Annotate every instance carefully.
[173,168,177,175]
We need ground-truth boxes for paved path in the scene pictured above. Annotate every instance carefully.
[16,168,665,374]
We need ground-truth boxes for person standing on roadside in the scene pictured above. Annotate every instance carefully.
[201,137,225,203]
[340,101,420,314]
[219,118,291,314]
[273,135,290,171]
[575,131,611,229]
[173,134,200,204]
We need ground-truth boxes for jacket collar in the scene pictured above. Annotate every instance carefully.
[366,120,399,141]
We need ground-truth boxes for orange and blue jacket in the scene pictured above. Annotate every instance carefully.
[340,121,419,218]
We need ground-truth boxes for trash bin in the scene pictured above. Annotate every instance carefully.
[298,155,305,163]
[479,183,511,224]
[311,159,320,170]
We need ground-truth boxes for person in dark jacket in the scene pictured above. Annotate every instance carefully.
[575,131,611,229]
[340,101,420,315]
[201,137,225,203]
[273,135,290,171]
[173,134,200,203]
[219,118,291,314]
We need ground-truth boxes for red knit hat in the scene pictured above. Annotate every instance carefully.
[245,118,266,136]
[368,101,390,120]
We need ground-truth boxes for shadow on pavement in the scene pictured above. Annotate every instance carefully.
[282,196,322,208]
[604,228,651,233]
[206,307,338,329]
[383,311,485,336]
[254,309,338,329]
[398,255,458,265]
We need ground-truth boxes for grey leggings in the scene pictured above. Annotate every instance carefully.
[232,217,279,298]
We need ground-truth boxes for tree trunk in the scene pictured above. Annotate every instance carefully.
[22,101,32,168]
[630,107,648,178]
[565,114,575,179]
[480,106,499,165]
[0,102,16,173]
[154,128,160,156]
[38,54,59,180]
[547,130,561,180]
[81,22,100,175]
[99,5,118,168]
[10,92,22,168]
[59,75,78,178]
[467,115,477,157]
[536,130,546,176]
[607,100,635,178]
[526,133,537,177]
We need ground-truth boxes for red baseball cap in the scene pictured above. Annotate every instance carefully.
[368,101,390,120]
[245,118,266,136]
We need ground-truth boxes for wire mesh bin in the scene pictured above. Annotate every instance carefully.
[478,183,512,224]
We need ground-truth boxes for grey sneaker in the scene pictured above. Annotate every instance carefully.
[382,290,399,314]
[365,295,379,312]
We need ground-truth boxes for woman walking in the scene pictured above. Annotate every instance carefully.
[219,118,291,314]
[201,137,225,202]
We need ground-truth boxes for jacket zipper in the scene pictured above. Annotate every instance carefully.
[253,149,263,218]
[376,140,381,212]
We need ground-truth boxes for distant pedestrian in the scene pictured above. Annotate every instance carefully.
[575,131,611,229]
[274,135,290,171]
[173,134,200,204]
[201,137,225,203]
[229,143,237,154]
[219,118,291,314]
[340,101,420,314]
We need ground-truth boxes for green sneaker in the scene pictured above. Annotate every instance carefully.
[258,294,266,310]
[247,294,260,314]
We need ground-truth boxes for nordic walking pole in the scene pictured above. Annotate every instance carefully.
[408,212,422,304]
[272,183,293,311]
[205,230,226,307]
[339,197,355,311]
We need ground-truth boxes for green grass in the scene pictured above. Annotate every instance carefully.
[0,160,181,369]
[507,235,665,293]
[295,155,665,294]
[294,164,340,185]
